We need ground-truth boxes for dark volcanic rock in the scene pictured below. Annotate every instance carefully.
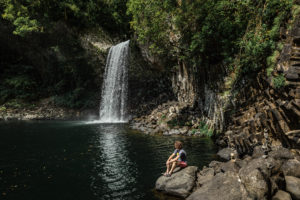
[187,171,250,200]
[285,176,300,200]
[155,166,198,198]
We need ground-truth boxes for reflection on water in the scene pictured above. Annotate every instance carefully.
[0,121,217,200]
[91,125,138,199]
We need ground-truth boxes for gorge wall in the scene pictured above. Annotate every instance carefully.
[218,14,300,156]
[129,1,300,157]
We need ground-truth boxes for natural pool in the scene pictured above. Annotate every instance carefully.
[0,121,217,200]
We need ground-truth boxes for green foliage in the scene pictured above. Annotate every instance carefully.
[273,74,286,89]
[1,0,40,36]
[266,50,280,76]
[198,121,214,137]
[0,106,6,112]
[0,0,130,36]
[189,121,214,137]
[52,88,98,109]
[127,0,292,74]
[0,65,38,103]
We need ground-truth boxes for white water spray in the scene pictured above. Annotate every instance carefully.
[99,40,129,123]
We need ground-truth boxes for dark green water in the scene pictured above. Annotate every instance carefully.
[0,121,217,200]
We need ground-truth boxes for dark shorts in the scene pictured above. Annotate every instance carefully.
[179,161,187,168]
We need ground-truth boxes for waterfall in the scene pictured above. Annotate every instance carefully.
[99,40,129,123]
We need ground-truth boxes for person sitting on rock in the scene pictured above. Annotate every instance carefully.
[163,140,187,177]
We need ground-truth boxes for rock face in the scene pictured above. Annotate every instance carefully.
[172,61,196,105]
[129,100,209,135]
[187,171,250,200]
[155,166,198,198]
[216,13,300,156]
[128,42,174,119]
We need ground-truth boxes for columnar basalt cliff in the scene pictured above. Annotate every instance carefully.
[218,15,300,156]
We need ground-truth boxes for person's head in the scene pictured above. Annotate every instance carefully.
[174,141,183,149]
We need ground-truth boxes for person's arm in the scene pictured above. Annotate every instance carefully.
[170,154,180,162]
[167,153,175,161]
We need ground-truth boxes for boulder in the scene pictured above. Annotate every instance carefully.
[285,176,300,200]
[169,129,180,135]
[155,166,198,198]
[239,168,268,199]
[217,148,236,161]
[269,147,294,160]
[187,171,250,200]
[220,160,240,173]
[282,159,300,178]
[272,190,292,200]
[252,145,266,158]
[208,161,222,173]
[238,157,280,199]
[197,168,214,186]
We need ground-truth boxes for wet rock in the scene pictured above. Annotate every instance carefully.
[155,166,198,198]
[282,159,300,178]
[285,176,300,200]
[272,190,292,200]
[187,171,250,200]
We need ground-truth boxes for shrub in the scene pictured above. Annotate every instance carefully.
[273,74,286,89]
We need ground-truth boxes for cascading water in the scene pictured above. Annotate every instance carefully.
[99,40,129,123]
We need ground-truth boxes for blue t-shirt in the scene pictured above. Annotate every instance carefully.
[173,149,187,162]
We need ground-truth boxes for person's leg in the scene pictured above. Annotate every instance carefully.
[169,161,179,175]
[164,161,171,175]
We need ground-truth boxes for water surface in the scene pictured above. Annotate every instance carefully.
[0,121,217,200]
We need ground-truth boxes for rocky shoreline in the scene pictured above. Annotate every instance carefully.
[156,145,300,200]
[0,106,98,121]
[129,101,213,136]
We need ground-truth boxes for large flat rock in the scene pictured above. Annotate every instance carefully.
[187,171,250,200]
[155,166,198,198]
